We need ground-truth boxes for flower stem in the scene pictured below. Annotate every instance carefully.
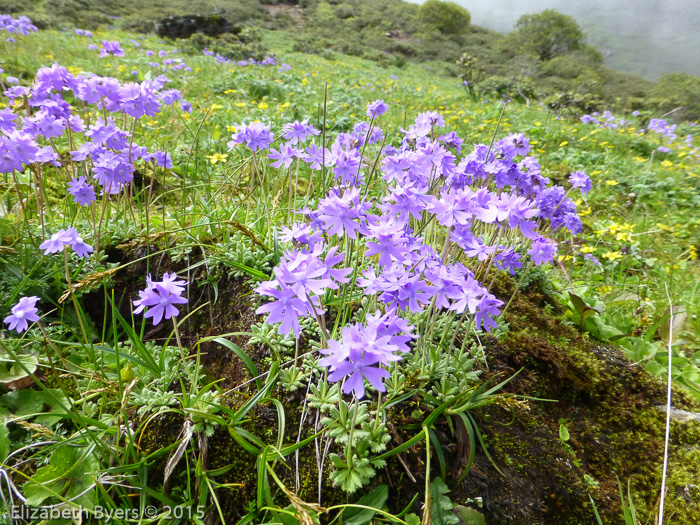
[172,316,195,388]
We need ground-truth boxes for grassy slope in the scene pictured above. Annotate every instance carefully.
[0,18,699,524]
[0,0,662,112]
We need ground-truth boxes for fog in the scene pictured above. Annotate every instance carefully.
[408,0,700,80]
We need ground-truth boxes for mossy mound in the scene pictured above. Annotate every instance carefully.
[453,277,700,524]
[88,247,700,523]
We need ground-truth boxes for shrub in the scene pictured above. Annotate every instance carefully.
[416,0,470,37]
[511,9,585,61]
[479,75,537,103]
[184,29,269,62]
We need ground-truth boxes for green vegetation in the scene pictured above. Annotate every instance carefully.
[510,9,585,61]
[0,2,699,525]
[417,0,471,36]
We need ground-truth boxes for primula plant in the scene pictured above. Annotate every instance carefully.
[243,100,590,491]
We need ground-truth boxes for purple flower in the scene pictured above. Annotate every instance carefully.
[332,148,362,185]
[159,89,182,105]
[0,130,39,173]
[0,107,18,133]
[474,293,503,332]
[71,235,94,258]
[68,177,97,206]
[153,150,173,168]
[318,315,412,398]
[282,119,320,144]
[227,122,274,152]
[25,110,66,138]
[39,229,75,254]
[99,40,125,58]
[268,143,298,169]
[4,296,40,333]
[133,283,188,326]
[528,237,558,266]
[302,143,329,170]
[439,131,463,154]
[255,280,308,338]
[398,275,436,313]
[118,81,162,118]
[563,213,583,235]
[366,99,388,118]
[274,251,334,300]
[569,171,591,194]
[38,227,93,257]
[327,346,390,399]
[415,111,444,130]
[317,188,370,239]
[279,223,323,251]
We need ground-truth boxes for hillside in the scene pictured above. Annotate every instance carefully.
[0,6,699,525]
[4,0,700,121]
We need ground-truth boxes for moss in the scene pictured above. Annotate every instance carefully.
[451,275,700,524]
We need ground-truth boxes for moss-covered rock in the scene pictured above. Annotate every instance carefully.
[452,276,700,524]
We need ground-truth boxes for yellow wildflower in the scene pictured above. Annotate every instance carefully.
[206,153,228,165]
[602,251,623,261]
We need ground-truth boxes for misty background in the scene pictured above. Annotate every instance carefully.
[408,0,700,81]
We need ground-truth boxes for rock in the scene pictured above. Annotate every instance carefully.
[155,15,240,41]
[656,405,700,423]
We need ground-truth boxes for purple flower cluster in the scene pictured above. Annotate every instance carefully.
[39,227,94,258]
[253,108,587,360]
[580,110,631,130]
[318,311,414,398]
[0,14,37,36]
[141,47,192,73]
[133,273,188,326]
[646,118,677,141]
[201,49,285,69]
[4,296,40,333]
[255,248,351,337]
[1,63,190,198]
[580,110,699,158]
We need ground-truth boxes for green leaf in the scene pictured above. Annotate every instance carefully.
[342,484,389,525]
[0,389,45,417]
[559,423,570,442]
[0,354,38,384]
[453,506,487,525]
[0,421,9,463]
[405,514,421,525]
[24,446,98,508]
[430,477,459,525]
[210,337,262,389]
